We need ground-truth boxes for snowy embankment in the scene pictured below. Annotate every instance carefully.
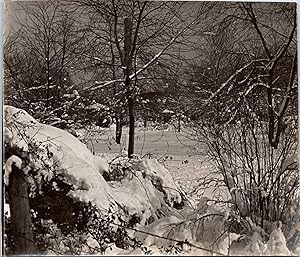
[4,105,298,256]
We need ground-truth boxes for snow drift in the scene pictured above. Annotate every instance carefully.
[4,105,184,224]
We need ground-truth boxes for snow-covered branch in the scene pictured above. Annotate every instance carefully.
[129,22,195,81]
[206,59,267,103]
[23,84,56,92]
[87,19,197,92]
[86,78,124,91]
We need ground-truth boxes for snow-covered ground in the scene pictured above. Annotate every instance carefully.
[74,126,300,256]
[81,126,227,202]
[4,107,299,256]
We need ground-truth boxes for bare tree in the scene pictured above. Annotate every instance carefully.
[197,2,297,146]
[78,0,213,157]
[4,1,87,118]
[188,2,298,234]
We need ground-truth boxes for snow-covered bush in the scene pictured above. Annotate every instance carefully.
[31,198,141,255]
[31,92,111,130]
[191,111,299,255]
[4,105,186,254]
[107,156,185,209]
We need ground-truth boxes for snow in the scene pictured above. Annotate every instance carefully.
[217,233,240,255]
[162,109,175,114]
[4,105,184,224]
[140,159,183,206]
[108,173,165,224]
[136,215,183,247]
[287,222,300,255]
[264,227,291,256]
[4,155,22,185]
[4,105,296,256]
[4,127,13,145]
[104,243,124,255]
[4,203,10,217]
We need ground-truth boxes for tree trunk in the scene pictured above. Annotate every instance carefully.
[115,113,123,144]
[143,109,147,128]
[128,97,135,158]
[124,17,134,158]
[8,164,35,255]
[110,34,123,145]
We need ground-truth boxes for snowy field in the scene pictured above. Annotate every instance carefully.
[84,127,222,201]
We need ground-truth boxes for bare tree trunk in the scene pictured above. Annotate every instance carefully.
[109,30,123,145]
[46,39,51,108]
[128,97,135,158]
[115,112,123,144]
[124,17,134,158]
[8,164,35,254]
[143,108,148,128]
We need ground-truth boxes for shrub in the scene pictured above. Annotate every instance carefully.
[192,114,299,236]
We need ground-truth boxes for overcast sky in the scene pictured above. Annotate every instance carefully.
[3,0,31,34]
[3,0,297,37]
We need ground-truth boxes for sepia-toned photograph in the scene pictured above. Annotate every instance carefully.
[3,0,298,255]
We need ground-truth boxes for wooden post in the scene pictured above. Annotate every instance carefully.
[8,164,35,254]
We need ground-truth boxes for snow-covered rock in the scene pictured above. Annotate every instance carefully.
[4,105,111,209]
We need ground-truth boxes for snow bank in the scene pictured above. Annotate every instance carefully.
[4,105,111,210]
[4,105,184,223]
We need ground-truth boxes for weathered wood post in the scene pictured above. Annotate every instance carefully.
[8,163,35,254]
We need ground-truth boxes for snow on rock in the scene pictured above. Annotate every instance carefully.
[4,105,184,225]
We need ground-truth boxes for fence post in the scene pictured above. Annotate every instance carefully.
[8,163,35,254]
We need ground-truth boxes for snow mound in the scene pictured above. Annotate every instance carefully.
[264,227,291,256]
[139,159,183,207]
[4,105,184,223]
[4,105,111,209]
